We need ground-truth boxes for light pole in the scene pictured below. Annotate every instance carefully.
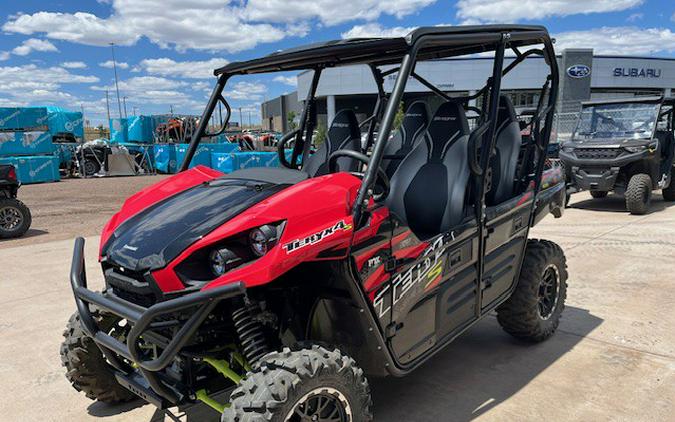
[122,96,128,118]
[105,90,111,124]
[239,107,243,128]
[109,42,123,119]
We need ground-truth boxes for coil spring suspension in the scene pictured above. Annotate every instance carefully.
[231,304,270,366]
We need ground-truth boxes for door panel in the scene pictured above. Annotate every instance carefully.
[383,217,480,362]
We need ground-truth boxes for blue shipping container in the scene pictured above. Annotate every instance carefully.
[109,118,129,143]
[0,107,49,131]
[210,152,235,173]
[176,144,211,169]
[0,155,60,184]
[127,115,155,143]
[208,143,240,154]
[154,144,177,174]
[0,131,55,156]
[47,110,84,139]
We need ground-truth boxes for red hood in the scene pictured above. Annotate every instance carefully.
[99,166,223,255]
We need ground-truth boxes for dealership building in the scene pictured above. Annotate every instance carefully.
[261,48,675,135]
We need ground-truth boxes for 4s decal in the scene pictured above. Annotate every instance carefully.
[283,220,352,253]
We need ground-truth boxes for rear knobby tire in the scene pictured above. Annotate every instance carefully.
[497,239,568,342]
[590,190,607,199]
[60,311,136,403]
[625,173,652,215]
[222,345,372,422]
[662,172,675,201]
[0,197,31,239]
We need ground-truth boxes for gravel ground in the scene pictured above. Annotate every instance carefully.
[0,175,168,249]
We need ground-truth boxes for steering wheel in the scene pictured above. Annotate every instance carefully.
[328,150,390,201]
[277,129,301,169]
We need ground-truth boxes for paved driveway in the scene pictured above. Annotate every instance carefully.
[0,186,673,421]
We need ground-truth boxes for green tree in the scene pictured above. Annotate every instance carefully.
[393,101,405,130]
[313,123,327,148]
[287,110,298,131]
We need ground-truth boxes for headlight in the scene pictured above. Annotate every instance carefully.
[209,248,242,276]
[249,224,279,257]
[625,141,658,154]
[624,145,644,153]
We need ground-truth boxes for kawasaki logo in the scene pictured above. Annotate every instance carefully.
[283,220,352,253]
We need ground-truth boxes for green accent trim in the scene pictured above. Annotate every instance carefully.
[203,357,243,384]
[231,352,252,372]
[195,389,228,414]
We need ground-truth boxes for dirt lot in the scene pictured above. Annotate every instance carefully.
[0,175,168,249]
[1,177,674,421]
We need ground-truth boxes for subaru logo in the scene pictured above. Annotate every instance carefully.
[567,64,591,79]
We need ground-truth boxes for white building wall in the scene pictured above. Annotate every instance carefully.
[298,53,675,98]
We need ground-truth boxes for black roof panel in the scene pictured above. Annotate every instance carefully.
[215,25,551,76]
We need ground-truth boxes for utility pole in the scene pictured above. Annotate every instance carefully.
[170,104,174,115]
[109,42,123,119]
[122,96,128,118]
[238,107,242,128]
[105,90,111,124]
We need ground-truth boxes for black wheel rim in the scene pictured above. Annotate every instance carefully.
[286,388,351,422]
[0,206,23,232]
[84,160,97,175]
[538,264,560,320]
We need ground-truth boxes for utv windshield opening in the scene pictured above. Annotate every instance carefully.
[575,102,660,141]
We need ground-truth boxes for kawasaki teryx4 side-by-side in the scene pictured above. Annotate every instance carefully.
[560,96,675,214]
[62,26,567,421]
[0,164,31,239]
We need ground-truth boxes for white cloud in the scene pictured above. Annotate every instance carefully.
[554,27,675,55]
[11,38,58,56]
[341,23,415,39]
[626,13,643,22]
[2,1,294,52]
[138,58,225,79]
[457,0,643,23]
[2,0,435,52]
[0,64,98,106]
[91,76,186,92]
[224,81,267,101]
[61,61,87,69]
[100,60,129,69]
[243,0,435,26]
[272,75,298,87]
[0,52,9,61]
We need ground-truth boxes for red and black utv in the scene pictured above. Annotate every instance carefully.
[0,164,31,239]
[62,25,567,421]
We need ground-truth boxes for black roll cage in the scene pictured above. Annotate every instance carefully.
[182,25,559,230]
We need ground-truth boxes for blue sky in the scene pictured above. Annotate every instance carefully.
[0,0,674,126]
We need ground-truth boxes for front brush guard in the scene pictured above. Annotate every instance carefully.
[69,237,246,405]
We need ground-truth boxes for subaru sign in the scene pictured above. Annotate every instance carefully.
[567,64,591,79]
[613,67,661,78]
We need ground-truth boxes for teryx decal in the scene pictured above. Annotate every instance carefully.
[283,220,352,253]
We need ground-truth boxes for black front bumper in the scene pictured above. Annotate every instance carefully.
[69,237,245,407]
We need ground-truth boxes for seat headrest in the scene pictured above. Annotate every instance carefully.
[426,101,469,160]
[497,95,518,128]
[327,109,360,149]
[402,101,429,138]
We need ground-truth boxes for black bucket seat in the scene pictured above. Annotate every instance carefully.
[487,96,522,205]
[303,109,361,177]
[381,101,430,177]
[386,101,471,239]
